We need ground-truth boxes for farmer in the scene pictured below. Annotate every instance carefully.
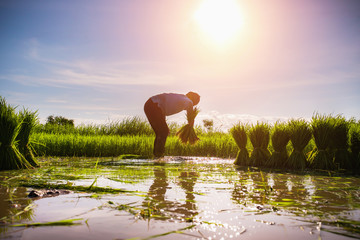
[144,92,200,158]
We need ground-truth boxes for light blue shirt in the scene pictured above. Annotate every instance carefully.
[151,93,193,116]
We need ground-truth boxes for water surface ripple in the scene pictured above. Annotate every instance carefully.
[1,157,359,239]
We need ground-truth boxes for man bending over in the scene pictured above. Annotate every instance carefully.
[144,92,200,157]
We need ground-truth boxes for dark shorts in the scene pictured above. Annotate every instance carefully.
[144,98,169,157]
[144,98,169,137]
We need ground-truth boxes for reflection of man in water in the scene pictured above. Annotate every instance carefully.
[178,172,198,215]
[143,168,199,220]
[147,168,169,206]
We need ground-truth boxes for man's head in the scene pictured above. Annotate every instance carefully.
[186,92,200,106]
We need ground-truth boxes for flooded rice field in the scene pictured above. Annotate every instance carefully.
[1,157,360,240]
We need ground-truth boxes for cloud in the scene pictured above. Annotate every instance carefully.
[16,38,359,96]
[167,110,293,131]
[54,67,173,87]
[2,64,174,90]
[45,98,68,104]
[12,39,176,89]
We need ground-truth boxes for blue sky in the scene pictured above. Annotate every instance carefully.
[1,0,359,128]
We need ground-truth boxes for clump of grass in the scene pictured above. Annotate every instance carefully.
[332,116,352,170]
[0,97,32,170]
[176,107,200,145]
[309,114,336,170]
[284,119,312,170]
[249,123,271,167]
[230,123,249,166]
[16,109,39,167]
[266,123,289,168]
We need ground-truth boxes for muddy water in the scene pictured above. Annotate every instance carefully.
[0,157,359,239]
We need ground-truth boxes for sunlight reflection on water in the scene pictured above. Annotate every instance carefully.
[1,156,359,239]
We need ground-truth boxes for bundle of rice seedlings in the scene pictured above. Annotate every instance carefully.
[176,107,200,145]
[331,116,352,170]
[350,125,360,173]
[0,97,32,170]
[266,123,289,168]
[230,123,249,166]
[16,108,39,167]
[284,119,312,170]
[249,123,271,167]
[309,114,336,170]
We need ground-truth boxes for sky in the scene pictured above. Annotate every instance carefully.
[1,0,360,130]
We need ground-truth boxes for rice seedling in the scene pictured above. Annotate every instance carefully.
[16,109,39,167]
[309,114,336,170]
[136,224,197,240]
[32,133,155,157]
[11,218,83,227]
[20,181,139,195]
[0,97,32,170]
[176,107,200,145]
[230,123,249,166]
[331,116,352,170]
[284,119,312,170]
[31,132,237,158]
[249,123,271,167]
[266,123,290,168]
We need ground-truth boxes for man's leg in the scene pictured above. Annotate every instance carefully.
[154,127,169,157]
[144,99,169,157]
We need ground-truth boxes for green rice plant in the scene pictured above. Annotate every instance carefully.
[34,116,156,136]
[331,116,352,170]
[350,124,360,174]
[169,132,237,158]
[109,116,154,136]
[32,133,154,157]
[249,123,271,167]
[230,123,249,166]
[32,132,238,158]
[266,123,289,168]
[16,109,39,167]
[0,97,32,170]
[11,218,83,227]
[284,119,312,170]
[309,114,336,170]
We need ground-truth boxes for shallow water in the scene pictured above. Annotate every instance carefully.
[1,157,360,239]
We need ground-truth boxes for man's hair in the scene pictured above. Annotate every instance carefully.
[186,92,200,105]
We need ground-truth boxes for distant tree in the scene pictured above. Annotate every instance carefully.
[46,115,74,127]
[203,119,214,132]
[47,115,55,125]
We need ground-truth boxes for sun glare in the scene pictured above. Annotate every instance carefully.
[194,0,243,46]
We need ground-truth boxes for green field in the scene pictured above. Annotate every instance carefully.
[1,96,360,173]
[31,132,237,158]
[29,113,359,172]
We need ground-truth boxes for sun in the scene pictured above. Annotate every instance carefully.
[194,0,243,47]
